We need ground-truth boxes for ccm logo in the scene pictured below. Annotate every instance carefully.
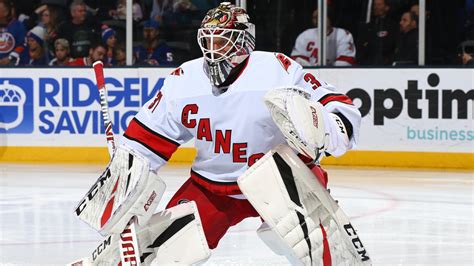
[343,223,370,261]
[92,236,112,261]
[144,190,157,211]
[76,169,113,216]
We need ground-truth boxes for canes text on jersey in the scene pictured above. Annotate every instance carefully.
[182,104,264,166]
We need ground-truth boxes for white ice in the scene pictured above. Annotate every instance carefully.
[0,163,473,265]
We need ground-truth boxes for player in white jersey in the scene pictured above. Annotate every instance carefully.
[73,2,366,264]
[123,1,359,249]
[291,8,356,66]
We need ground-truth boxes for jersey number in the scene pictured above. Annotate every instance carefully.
[148,91,163,112]
[304,73,322,90]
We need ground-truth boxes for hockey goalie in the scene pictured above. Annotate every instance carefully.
[70,2,370,265]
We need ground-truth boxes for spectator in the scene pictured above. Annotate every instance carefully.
[114,44,126,66]
[356,0,398,65]
[19,26,49,66]
[57,0,100,58]
[109,0,143,21]
[291,7,356,66]
[49,38,71,66]
[133,19,174,65]
[393,11,418,65]
[13,0,41,27]
[461,52,474,65]
[35,4,62,57]
[150,0,172,23]
[83,0,116,21]
[409,3,420,16]
[165,0,198,28]
[0,0,26,66]
[151,0,200,28]
[101,25,117,65]
[67,42,106,66]
[459,40,474,65]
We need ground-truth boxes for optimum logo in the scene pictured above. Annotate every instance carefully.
[0,78,34,133]
[347,73,474,125]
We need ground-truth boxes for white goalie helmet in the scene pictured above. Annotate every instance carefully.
[197,2,256,87]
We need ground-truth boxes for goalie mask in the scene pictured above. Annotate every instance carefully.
[197,2,255,87]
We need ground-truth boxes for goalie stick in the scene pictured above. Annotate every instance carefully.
[93,61,115,156]
[92,61,141,266]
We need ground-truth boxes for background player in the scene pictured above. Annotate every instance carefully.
[291,7,356,66]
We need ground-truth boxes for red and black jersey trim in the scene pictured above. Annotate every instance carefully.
[123,118,179,161]
[335,56,356,65]
[291,55,310,61]
[318,93,353,106]
[190,169,242,196]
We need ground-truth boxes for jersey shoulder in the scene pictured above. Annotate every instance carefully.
[248,51,303,81]
[297,28,318,40]
[249,51,299,68]
[167,57,204,80]
[160,57,207,99]
[8,19,25,31]
[334,27,354,38]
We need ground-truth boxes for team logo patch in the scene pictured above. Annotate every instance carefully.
[0,78,34,133]
[0,32,15,53]
[170,67,183,76]
[202,8,232,27]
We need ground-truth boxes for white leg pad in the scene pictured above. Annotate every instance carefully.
[257,222,286,256]
[257,222,302,265]
[69,202,211,266]
[238,144,371,265]
[146,201,211,264]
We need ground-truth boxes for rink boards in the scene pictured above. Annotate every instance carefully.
[0,67,472,169]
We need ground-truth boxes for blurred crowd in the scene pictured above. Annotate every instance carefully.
[0,0,472,67]
[0,0,214,67]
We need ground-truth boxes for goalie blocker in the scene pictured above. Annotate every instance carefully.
[238,144,371,265]
[71,146,211,265]
[74,146,166,235]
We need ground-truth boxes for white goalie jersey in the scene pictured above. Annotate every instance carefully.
[121,51,361,195]
[291,27,356,66]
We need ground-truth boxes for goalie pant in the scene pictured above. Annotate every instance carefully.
[165,163,328,249]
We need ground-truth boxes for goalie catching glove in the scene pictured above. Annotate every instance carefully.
[264,87,351,162]
[264,87,328,162]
